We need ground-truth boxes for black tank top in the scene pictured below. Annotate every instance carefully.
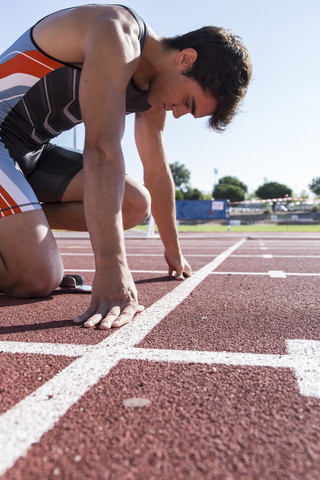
[0,5,151,174]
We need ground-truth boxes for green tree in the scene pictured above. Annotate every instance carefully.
[212,175,247,202]
[309,177,320,196]
[255,181,292,199]
[183,186,205,200]
[217,176,248,194]
[213,184,245,202]
[169,162,191,189]
[175,189,184,200]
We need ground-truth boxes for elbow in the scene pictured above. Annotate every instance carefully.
[83,139,124,170]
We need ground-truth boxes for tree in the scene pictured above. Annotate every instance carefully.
[217,176,248,194]
[309,177,320,196]
[255,181,292,199]
[175,189,184,200]
[183,186,205,200]
[169,162,191,189]
[213,183,245,202]
[212,176,247,202]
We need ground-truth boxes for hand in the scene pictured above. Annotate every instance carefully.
[73,265,144,329]
[164,250,192,281]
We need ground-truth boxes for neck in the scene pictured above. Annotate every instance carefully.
[133,32,173,90]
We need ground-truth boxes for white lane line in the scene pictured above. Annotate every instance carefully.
[0,342,89,357]
[210,272,320,278]
[286,272,320,277]
[61,252,320,259]
[63,269,168,274]
[232,254,320,259]
[123,343,320,375]
[210,272,267,276]
[61,253,217,258]
[1,341,319,398]
[0,238,245,476]
[269,270,287,278]
[287,340,320,398]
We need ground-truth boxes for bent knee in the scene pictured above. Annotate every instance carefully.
[123,184,151,228]
[9,263,63,298]
[138,185,151,223]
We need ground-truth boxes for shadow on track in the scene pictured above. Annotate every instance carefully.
[0,319,75,335]
[135,275,175,285]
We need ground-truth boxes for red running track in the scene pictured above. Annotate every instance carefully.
[0,232,320,480]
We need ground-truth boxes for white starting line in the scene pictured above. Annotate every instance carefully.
[0,237,319,476]
[211,271,320,278]
[63,268,320,278]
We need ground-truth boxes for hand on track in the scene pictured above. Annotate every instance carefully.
[73,268,144,329]
[164,251,192,281]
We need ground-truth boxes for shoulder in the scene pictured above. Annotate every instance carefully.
[33,5,142,66]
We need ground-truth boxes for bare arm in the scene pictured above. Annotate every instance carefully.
[74,12,144,328]
[135,106,192,279]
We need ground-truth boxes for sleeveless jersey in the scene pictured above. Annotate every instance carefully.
[0,5,151,177]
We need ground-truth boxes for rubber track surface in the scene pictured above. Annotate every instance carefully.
[0,232,319,480]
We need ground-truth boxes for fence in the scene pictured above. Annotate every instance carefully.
[146,200,229,238]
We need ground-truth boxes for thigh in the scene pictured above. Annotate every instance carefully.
[27,144,83,203]
[0,155,63,295]
[62,169,150,209]
[0,151,42,217]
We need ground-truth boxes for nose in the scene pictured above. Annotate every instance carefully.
[172,105,188,119]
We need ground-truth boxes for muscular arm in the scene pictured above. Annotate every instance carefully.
[135,106,192,279]
[74,11,144,328]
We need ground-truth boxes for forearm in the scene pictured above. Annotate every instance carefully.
[145,169,181,255]
[135,109,180,255]
[83,145,128,269]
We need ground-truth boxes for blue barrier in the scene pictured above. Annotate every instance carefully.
[176,200,228,220]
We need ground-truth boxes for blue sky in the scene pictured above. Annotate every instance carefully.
[1,0,319,197]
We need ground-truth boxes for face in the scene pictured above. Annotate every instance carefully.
[147,49,218,119]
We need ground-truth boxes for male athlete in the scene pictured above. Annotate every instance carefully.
[0,5,251,329]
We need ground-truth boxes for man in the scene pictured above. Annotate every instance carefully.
[0,5,251,329]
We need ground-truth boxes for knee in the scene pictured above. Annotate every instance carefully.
[138,185,152,223]
[123,184,151,229]
[10,261,63,298]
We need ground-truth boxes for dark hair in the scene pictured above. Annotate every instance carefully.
[162,26,252,131]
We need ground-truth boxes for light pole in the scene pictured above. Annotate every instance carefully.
[213,168,218,187]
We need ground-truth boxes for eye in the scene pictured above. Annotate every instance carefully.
[185,98,190,109]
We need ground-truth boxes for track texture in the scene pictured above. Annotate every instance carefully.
[0,232,319,479]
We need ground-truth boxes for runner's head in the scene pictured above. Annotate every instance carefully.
[162,26,252,131]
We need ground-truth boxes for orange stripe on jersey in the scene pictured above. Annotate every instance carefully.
[0,185,22,214]
[0,50,63,80]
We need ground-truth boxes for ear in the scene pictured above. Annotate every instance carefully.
[176,48,198,68]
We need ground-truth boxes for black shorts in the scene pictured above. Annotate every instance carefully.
[27,144,83,203]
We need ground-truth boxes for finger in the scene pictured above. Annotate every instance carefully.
[183,265,192,278]
[175,272,185,281]
[110,305,136,328]
[112,304,145,328]
[73,308,95,324]
[85,306,121,328]
[174,266,185,281]
[83,313,104,328]
[99,307,121,330]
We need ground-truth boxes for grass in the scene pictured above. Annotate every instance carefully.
[135,223,320,233]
